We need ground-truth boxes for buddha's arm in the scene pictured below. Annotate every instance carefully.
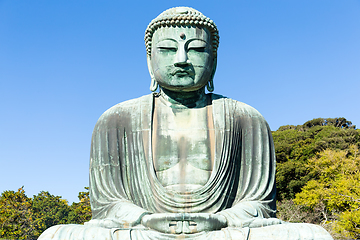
[89,166,151,228]
[215,101,279,228]
[88,108,152,228]
[217,201,281,228]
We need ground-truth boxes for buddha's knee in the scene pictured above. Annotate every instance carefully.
[247,223,333,240]
[38,224,118,240]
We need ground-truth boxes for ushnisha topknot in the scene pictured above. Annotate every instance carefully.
[145,7,219,56]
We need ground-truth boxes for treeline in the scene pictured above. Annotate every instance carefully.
[0,187,91,239]
[0,117,359,239]
[274,117,360,239]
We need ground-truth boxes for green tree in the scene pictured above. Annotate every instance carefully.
[294,146,360,239]
[273,118,360,200]
[68,187,92,224]
[276,160,308,200]
[32,191,71,237]
[0,187,92,238]
[0,187,35,239]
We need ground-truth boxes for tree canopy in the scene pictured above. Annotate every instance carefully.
[274,117,360,239]
[0,187,35,239]
[32,191,71,236]
[294,146,360,239]
[0,187,91,239]
[273,117,359,200]
[67,187,91,224]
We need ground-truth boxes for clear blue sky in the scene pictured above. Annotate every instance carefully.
[1,0,359,204]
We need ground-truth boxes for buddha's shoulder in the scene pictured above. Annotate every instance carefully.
[95,94,152,124]
[102,94,152,115]
[211,93,264,118]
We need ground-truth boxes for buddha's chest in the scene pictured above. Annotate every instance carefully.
[152,100,215,192]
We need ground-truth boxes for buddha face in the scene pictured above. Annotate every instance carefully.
[148,26,216,92]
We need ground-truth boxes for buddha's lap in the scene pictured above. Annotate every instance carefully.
[38,222,332,240]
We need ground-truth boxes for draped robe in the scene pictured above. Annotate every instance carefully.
[89,93,276,224]
[38,93,333,240]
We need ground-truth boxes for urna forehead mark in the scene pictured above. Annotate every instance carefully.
[152,27,209,46]
[180,32,186,39]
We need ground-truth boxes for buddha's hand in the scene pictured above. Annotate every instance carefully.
[245,218,283,228]
[141,213,227,234]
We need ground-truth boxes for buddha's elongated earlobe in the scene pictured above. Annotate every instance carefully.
[150,77,158,92]
[147,55,158,92]
[207,57,216,92]
[206,79,214,92]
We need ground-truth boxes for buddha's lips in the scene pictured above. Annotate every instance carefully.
[171,69,195,76]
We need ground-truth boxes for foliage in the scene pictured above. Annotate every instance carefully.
[276,160,308,200]
[303,117,355,129]
[277,199,345,239]
[31,191,71,237]
[273,117,360,200]
[0,187,35,240]
[276,199,321,223]
[0,187,92,239]
[67,187,92,224]
[294,146,360,239]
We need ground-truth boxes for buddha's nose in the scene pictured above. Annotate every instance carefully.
[174,48,189,67]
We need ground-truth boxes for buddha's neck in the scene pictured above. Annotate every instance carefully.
[159,88,207,109]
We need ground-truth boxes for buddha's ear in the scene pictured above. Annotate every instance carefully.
[147,55,154,79]
[207,57,217,92]
[210,57,217,81]
[147,55,158,92]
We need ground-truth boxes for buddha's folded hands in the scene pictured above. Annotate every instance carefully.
[141,213,227,234]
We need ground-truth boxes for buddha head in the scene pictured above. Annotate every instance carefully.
[145,7,219,93]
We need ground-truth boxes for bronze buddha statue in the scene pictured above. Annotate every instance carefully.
[39,7,333,240]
